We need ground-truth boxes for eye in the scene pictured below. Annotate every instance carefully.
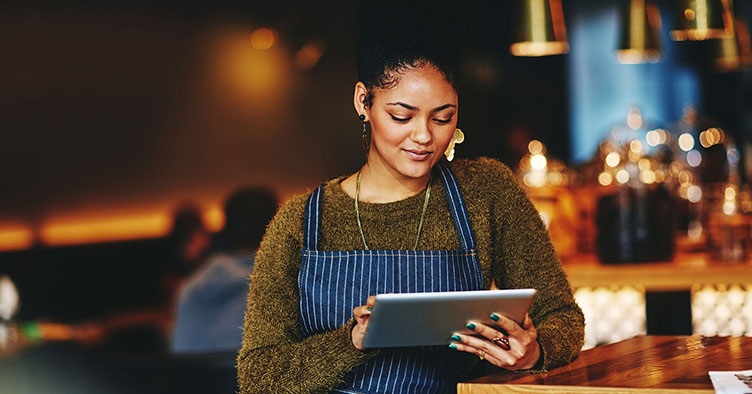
[434,117,453,125]
[390,115,410,123]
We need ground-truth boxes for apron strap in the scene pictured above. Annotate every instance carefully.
[436,162,476,250]
[303,184,324,251]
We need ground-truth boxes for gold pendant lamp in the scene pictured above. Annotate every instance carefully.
[670,0,734,41]
[510,0,569,57]
[714,16,752,72]
[617,0,663,64]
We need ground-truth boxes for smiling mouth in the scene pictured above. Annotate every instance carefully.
[405,149,432,161]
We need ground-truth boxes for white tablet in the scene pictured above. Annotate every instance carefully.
[362,288,537,348]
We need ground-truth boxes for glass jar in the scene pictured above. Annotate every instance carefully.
[589,107,677,264]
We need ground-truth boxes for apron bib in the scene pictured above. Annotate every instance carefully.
[299,164,484,394]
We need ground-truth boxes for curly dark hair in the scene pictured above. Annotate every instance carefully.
[355,0,464,107]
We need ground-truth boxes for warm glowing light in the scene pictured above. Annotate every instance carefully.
[295,38,326,70]
[629,140,644,155]
[638,158,652,171]
[684,9,696,21]
[0,227,34,251]
[639,170,656,184]
[627,111,643,129]
[687,185,702,203]
[678,170,694,185]
[518,156,531,171]
[530,154,547,171]
[699,127,725,147]
[645,129,668,146]
[510,42,569,57]
[250,27,277,50]
[203,205,224,233]
[686,150,702,167]
[528,140,544,154]
[616,169,630,184]
[40,214,172,246]
[523,172,547,188]
[212,25,292,107]
[723,201,736,215]
[670,162,682,176]
[548,172,564,186]
[678,133,695,151]
[598,172,613,186]
[605,152,621,168]
[725,186,737,201]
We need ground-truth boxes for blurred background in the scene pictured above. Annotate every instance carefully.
[1,0,751,392]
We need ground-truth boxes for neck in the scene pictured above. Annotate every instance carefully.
[357,163,432,203]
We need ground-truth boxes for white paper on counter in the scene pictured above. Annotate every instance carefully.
[709,370,752,394]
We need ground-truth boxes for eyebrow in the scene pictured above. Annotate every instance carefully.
[386,102,457,112]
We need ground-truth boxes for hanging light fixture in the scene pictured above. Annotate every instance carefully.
[670,0,733,41]
[714,17,752,72]
[617,0,663,64]
[510,0,569,57]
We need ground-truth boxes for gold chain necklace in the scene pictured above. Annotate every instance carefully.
[354,170,431,250]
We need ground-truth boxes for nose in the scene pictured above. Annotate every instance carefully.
[410,119,432,145]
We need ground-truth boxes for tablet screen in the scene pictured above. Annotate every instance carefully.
[363,288,537,348]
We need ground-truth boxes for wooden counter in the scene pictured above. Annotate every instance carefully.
[561,253,752,291]
[458,335,752,393]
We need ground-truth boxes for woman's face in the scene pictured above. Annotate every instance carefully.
[361,64,458,181]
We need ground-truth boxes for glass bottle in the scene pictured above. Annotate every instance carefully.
[591,107,676,263]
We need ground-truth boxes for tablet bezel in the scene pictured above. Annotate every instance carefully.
[362,288,537,348]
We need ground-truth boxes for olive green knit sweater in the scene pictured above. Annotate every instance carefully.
[237,157,584,394]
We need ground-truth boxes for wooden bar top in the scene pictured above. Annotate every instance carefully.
[458,335,752,393]
[561,253,752,291]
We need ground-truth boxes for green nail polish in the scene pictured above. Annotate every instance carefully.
[466,322,476,330]
[451,334,461,341]
[489,313,500,322]
[448,343,458,350]
[367,307,373,311]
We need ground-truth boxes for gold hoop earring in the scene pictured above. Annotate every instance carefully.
[444,128,465,161]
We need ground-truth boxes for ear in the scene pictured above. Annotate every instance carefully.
[353,82,369,120]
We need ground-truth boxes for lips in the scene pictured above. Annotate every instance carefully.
[404,149,432,161]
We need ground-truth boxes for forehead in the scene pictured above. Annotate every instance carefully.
[373,65,458,106]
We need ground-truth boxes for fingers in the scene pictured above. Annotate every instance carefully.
[353,296,377,320]
[351,296,378,351]
[450,315,540,370]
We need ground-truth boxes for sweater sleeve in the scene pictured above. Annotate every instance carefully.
[484,159,585,371]
[236,195,376,394]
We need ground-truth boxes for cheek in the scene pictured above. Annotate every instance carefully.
[370,120,406,145]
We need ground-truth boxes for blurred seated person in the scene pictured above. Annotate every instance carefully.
[171,186,279,354]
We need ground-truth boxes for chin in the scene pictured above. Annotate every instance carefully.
[398,162,436,179]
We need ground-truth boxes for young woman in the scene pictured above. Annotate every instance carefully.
[237,5,584,393]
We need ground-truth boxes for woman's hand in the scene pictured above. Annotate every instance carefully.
[351,295,377,351]
[449,313,540,370]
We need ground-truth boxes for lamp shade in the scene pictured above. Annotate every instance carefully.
[714,17,752,72]
[617,0,663,64]
[510,0,569,57]
[670,0,733,41]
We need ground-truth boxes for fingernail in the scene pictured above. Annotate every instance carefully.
[367,307,373,311]
[466,322,476,330]
[451,334,461,341]
[489,313,500,322]
[448,343,458,350]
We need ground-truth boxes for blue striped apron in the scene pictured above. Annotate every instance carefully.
[299,164,485,394]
